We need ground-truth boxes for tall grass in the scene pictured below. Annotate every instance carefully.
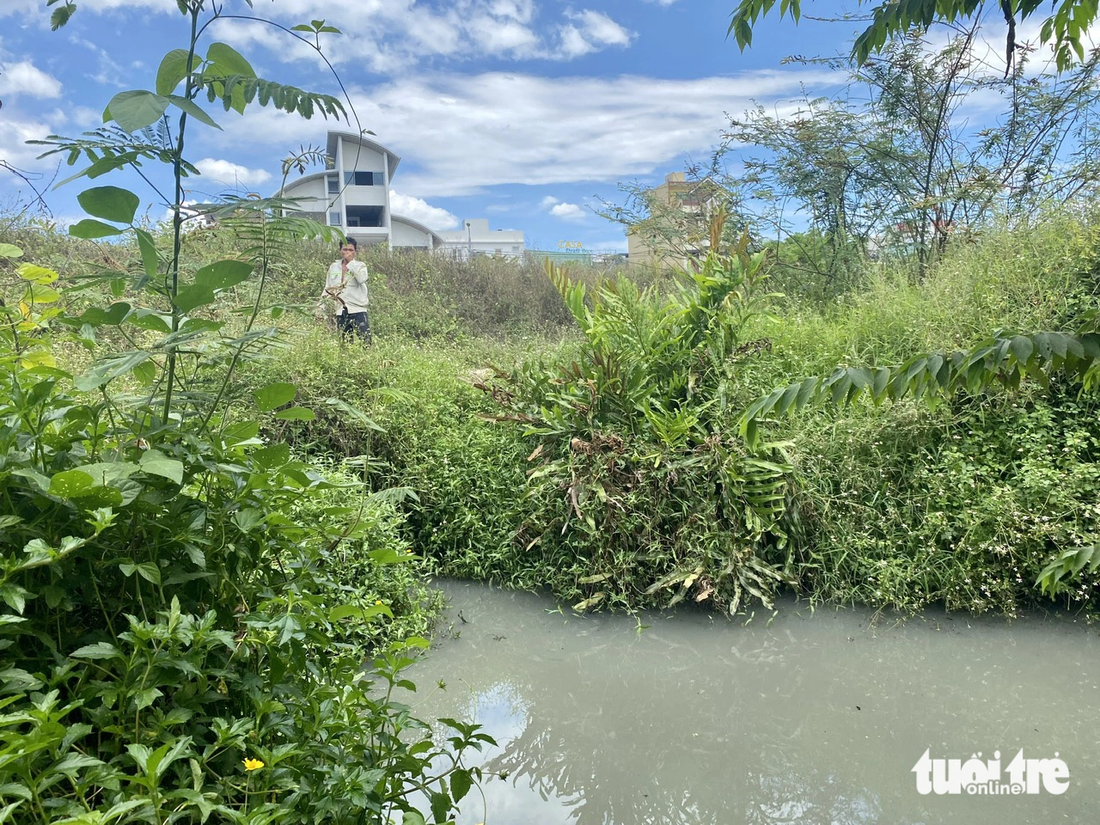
[6,209,1098,616]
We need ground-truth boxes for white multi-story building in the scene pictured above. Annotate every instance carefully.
[437,218,525,260]
[278,130,443,251]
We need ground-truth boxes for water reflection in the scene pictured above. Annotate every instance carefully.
[408,583,1100,825]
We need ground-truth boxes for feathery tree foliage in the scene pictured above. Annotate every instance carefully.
[729,0,1096,71]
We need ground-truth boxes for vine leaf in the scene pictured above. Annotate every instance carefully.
[155,49,192,96]
[106,91,171,133]
[78,186,139,224]
[69,219,125,240]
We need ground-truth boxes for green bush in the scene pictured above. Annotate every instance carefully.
[0,234,492,822]
[788,387,1100,614]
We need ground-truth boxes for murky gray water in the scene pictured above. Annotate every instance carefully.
[403,581,1100,825]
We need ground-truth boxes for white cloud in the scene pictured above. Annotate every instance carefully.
[2,0,174,20]
[0,60,62,99]
[549,202,586,220]
[568,10,634,48]
[83,1,632,73]
[0,0,52,20]
[555,9,634,58]
[195,158,272,187]
[0,113,56,169]
[540,195,560,206]
[71,106,104,128]
[470,18,540,56]
[488,0,536,24]
[558,26,596,59]
[390,190,459,230]
[359,68,843,196]
[209,67,844,198]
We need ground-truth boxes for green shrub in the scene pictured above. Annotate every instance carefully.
[0,235,490,821]
[788,386,1100,614]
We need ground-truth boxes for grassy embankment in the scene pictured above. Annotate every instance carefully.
[10,212,1100,618]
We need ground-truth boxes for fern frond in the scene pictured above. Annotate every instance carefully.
[739,330,1100,448]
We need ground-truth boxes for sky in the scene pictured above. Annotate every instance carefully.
[0,0,1031,253]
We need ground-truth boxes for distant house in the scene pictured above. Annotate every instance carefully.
[437,219,525,261]
[278,130,443,251]
[626,172,726,270]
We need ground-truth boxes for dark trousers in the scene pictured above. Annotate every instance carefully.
[338,309,371,344]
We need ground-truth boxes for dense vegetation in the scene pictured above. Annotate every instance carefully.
[85,206,1096,622]
[5,195,1100,824]
[0,4,496,824]
[3,2,1100,823]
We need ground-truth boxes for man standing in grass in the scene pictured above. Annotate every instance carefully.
[318,237,371,344]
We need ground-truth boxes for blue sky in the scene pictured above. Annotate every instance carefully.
[0,0,1022,252]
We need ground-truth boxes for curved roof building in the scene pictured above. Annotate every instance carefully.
[279,130,443,250]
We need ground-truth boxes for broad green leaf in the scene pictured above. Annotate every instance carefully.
[133,361,157,386]
[156,48,192,96]
[0,783,32,802]
[140,451,184,485]
[49,469,96,498]
[53,754,105,775]
[49,1,75,29]
[16,263,58,284]
[167,94,222,130]
[120,562,162,585]
[0,243,23,258]
[254,382,297,411]
[78,186,140,224]
[75,351,152,391]
[69,219,124,240]
[23,283,60,304]
[133,686,163,710]
[173,285,217,313]
[430,793,450,825]
[273,407,315,421]
[71,642,123,660]
[69,303,132,327]
[206,42,256,78]
[195,259,252,289]
[368,548,414,565]
[106,90,171,132]
[329,604,361,622]
[179,317,224,334]
[330,604,393,622]
[253,443,291,468]
[401,813,426,825]
[128,310,173,333]
[0,668,42,691]
[72,462,140,487]
[223,420,260,446]
[135,228,159,279]
[451,768,472,803]
[233,508,265,532]
[20,349,57,370]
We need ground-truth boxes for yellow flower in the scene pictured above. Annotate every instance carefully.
[375,600,383,605]
[243,758,265,771]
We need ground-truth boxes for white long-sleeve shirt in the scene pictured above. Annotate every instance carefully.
[322,259,370,314]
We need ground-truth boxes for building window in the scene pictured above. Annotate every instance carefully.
[327,176,339,194]
[328,211,342,226]
[344,171,382,186]
[345,205,384,228]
